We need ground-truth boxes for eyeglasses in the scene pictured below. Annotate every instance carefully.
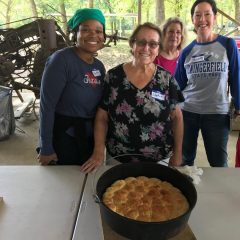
[134,39,160,49]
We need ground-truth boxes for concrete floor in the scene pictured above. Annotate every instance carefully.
[0,93,239,167]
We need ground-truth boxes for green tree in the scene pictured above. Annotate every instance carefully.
[59,0,68,34]
[29,0,38,19]
[142,0,153,22]
[0,0,13,28]
[234,0,240,27]
[156,0,165,25]
[89,0,93,8]
[1,0,240,36]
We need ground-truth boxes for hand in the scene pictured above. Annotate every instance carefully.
[80,153,104,173]
[38,153,58,165]
[169,154,182,167]
[234,110,240,118]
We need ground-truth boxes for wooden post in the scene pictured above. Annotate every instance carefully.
[89,0,93,8]
[138,0,142,24]
[217,8,240,26]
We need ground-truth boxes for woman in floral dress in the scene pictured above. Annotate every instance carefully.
[81,22,184,173]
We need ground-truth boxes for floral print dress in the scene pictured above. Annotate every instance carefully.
[100,63,184,162]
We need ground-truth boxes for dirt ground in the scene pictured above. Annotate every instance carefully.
[98,41,132,70]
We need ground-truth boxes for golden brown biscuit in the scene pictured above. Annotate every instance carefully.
[122,183,135,192]
[148,178,162,187]
[125,177,137,183]
[125,209,139,220]
[128,191,143,200]
[105,202,117,212]
[112,189,128,204]
[105,186,119,194]
[136,176,149,186]
[103,176,189,222]
[111,180,126,189]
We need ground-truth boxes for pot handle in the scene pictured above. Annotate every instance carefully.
[91,167,102,204]
[92,153,150,204]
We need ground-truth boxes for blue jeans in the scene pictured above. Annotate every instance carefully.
[182,110,229,167]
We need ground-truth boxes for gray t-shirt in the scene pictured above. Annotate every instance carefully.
[175,35,240,114]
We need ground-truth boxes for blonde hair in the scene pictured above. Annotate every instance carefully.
[161,17,187,50]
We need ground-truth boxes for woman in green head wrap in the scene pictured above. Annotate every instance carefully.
[68,8,106,33]
[68,8,106,59]
[38,8,106,166]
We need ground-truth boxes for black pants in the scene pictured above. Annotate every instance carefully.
[51,113,94,165]
[53,130,94,165]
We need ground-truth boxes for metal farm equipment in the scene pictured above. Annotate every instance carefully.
[0,19,126,102]
[0,19,71,100]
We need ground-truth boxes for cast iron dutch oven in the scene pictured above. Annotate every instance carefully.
[96,161,197,240]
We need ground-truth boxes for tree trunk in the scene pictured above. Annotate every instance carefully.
[138,0,142,24]
[59,0,68,34]
[104,0,115,33]
[5,0,13,28]
[155,0,165,25]
[146,8,150,22]
[29,0,38,19]
[174,0,182,17]
[89,0,94,8]
[234,0,240,30]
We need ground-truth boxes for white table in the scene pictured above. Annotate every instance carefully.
[72,167,240,240]
[189,168,240,240]
[0,166,86,240]
[72,169,105,240]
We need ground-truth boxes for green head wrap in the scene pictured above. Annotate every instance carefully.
[67,8,105,31]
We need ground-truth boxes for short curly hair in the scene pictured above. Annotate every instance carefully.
[129,22,162,49]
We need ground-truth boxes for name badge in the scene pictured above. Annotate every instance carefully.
[151,91,165,101]
[192,56,205,62]
[92,70,101,77]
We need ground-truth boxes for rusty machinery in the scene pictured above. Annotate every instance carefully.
[0,19,127,101]
[0,19,72,100]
